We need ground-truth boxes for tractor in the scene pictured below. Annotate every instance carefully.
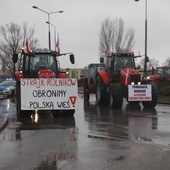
[83,63,105,102]
[146,66,170,90]
[12,48,78,118]
[146,66,170,82]
[95,52,158,109]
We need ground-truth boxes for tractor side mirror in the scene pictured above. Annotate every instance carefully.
[12,53,18,63]
[70,54,75,64]
[100,57,104,63]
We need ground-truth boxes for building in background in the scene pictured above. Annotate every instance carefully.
[61,68,84,87]
[0,69,12,82]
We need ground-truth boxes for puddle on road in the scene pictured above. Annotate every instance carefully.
[83,102,170,147]
[33,127,78,170]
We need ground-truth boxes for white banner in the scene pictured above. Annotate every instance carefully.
[128,84,152,101]
[21,78,78,110]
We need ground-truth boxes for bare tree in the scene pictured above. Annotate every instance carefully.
[99,18,114,57]
[99,17,135,58]
[138,58,159,70]
[0,22,38,77]
[162,57,170,66]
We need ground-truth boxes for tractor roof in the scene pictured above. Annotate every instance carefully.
[111,52,134,57]
[33,50,56,55]
[89,63,105,66]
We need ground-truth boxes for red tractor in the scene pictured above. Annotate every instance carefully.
[95,52,158,109]
[146,66,170,81]
[12,49,77,118]
[83,63,105,102]
[146,66,170,89]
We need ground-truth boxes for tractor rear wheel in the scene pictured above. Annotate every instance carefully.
[84,88,90,102]
[83,77,90,102]
[142,82,157,108]
[109,83,123,109]
[96,76,107,105]
[16,81,22,118]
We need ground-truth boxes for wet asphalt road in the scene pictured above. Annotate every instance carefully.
[0,94,170,170]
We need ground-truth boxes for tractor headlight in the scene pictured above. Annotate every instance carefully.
[146,76,151,80]
[138,82,141,85]
[131,82,135,85]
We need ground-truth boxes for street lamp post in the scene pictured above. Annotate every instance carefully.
[135,0,147,74]
[32,6,63,50]
[46,21,56,51]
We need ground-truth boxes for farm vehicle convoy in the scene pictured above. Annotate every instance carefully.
[12,46,78,118]
[12,42,158,118]
[83,52,158,109]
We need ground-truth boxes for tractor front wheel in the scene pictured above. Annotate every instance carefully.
[84,88,89,102]
[109,83,123,109]
[142,82,157,108]
[96,76,107,105]
[83,77,90,102]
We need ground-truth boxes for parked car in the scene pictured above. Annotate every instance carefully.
[0,79,16,98]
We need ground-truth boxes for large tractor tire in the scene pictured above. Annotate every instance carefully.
[16,81,22,119]
[142,82,158,108]
[84,89,90,102]
[109,83,123,109]
[96,76,108,105]
[83,77,90,102]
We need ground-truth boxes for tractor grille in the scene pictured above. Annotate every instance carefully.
[130,75,140,84]
[89,78,94,85]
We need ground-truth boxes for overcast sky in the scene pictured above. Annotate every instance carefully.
[1,0,170,68]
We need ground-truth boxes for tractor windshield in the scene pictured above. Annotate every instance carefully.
[156,67,170,76]
[165,68,170,75]
[29,54,57,71]
[156,68,163,75]
[114,56,135,71]
[24,53,59,78]
[88,64,105,77]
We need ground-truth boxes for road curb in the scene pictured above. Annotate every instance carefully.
[157,101,170,105]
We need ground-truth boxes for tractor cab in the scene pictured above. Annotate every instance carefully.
[146,66,170,81]
[106,53,136,82]
[88,63,105,82]
[13,49,75,81]
[25,51,59,78]
[155,67,170,80]
[83,63,105,102]
[86,63,105,89]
